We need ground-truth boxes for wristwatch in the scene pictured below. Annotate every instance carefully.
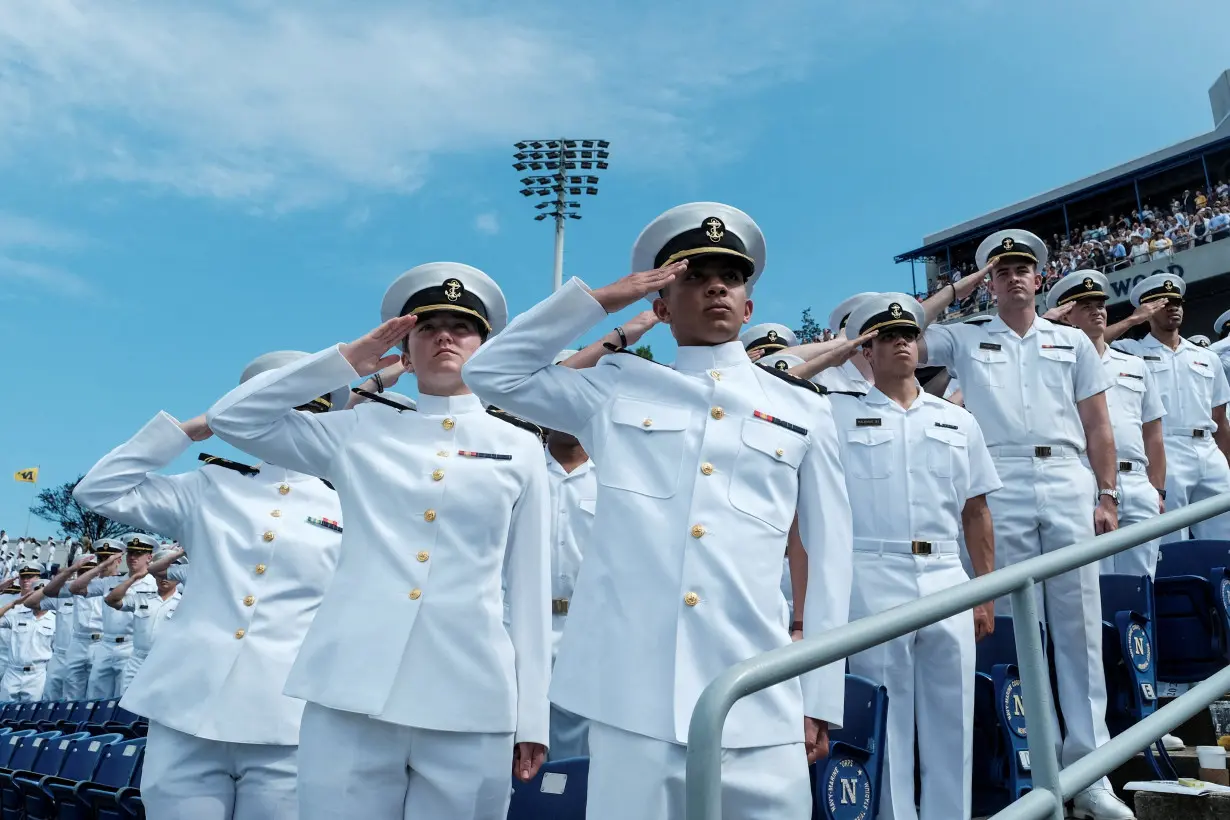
[1098,488,1121,506]
[1156,487,1167,500]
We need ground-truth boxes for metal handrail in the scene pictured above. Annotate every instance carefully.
[684,492,1230,820]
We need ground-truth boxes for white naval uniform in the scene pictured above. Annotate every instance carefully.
[1210,336,1230,383]
[38,594,76,700]
[464,279,854,820]
[84,574,148,699]
[58,588,103,700]
[816,359,872,395]
[0,607,57,701]
[1115,335,1230,542]
[72,411,344,820]
[1098,347,1166,576]
[545,450,597,760]
[119,586,181,691]
[829,388,1001,820]
[206,350,552,820]
[0,593,18,674]
[923,314,1114,770]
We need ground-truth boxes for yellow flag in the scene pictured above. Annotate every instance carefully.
[13,468,38,484]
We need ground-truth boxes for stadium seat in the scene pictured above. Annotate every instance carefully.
[508,756,588,820]
[37,702,74,733]
[100,707,145,740]
[82,701,120,736]
[19,702,60,732]
[55,702,96,735]
[4,705,36,731]
[0,731,85,820]
[972,616,1037,817]
[1154,541,1230,682]
[30,733,124,820]
[0,732,36,771]
[68,737,144,820]
[814,674,887,820]
[0,705,21,727]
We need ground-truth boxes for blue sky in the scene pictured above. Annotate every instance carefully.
[3,0,1229,536]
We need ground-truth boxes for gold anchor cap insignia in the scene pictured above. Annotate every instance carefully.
[704,217,725,243]
[1083,277,1094,290]
[1163,279,1174,291]
[767,329,778,342]
[889,302,902,318]
[775,360,788,371]
[443,279,463,302]
[1001,237,1015,250]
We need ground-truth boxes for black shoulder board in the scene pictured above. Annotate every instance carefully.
[824,389,868,398]
[486,406,546,442]
[351,388,414,412]
[198,453,259,476]
[756,361,823,394]
[601,342,666,366]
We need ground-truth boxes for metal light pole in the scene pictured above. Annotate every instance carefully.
[512,139,611,291]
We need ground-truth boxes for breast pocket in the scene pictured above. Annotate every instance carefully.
[1190,359,1216,400]
[845,428,895,480]
[1038,347,1076,390]
[971,348,1007,387]
[597,398,691,498]
[729,419,806,532]
[924,426,966,478]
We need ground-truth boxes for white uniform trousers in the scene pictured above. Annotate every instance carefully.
[87,639,132,699]
[42,651,69,701]
[297,702,515,820]
[548,703,591,760]
[1100,468,1161,577]
[62,635,99,700]
[142,721,298,820]
[987,456,1111,768]
[847,551,974,820]
[1160,435,1230,543]
[586,721,811,820]
[0,662,48,702]
[121,650,149,693]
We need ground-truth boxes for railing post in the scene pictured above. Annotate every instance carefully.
[1009,581,1065,820]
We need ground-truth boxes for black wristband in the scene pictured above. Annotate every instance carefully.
[1156,487,1167,500]
[949,282,958,302]
[790,620,804,633]
[372,372,385,393]
[615,326,628,349]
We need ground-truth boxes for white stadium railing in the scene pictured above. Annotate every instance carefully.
[684,493,1230,820]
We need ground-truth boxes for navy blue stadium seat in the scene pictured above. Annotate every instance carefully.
[31,733,123,820]
[814,674,887,820]
[5,705,36,731]
[0,705,21,727]
[19,702,60,732]
[83,701,119,732]
[100,707,145,740]
[0,731,84,820]
[0,732,36,770]
[68,737,144,820]
[55,702,96,734]
[1155,541,1230,681]
[37,702,74,733]
[972,616,1038,817]
[507,756,588,820]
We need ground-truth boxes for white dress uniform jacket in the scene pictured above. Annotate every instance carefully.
[72,412,344,745]
[1116,334,1230,542]
[0,608,56,701]
[463,278,855,748]
[205,348,551,743]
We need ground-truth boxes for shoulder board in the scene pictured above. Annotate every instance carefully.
[486,406,546,443]
[824,389,868,398]
[197,453,260,476]
[351,388,414,412]
[756,362,824,394]
[601,342,666,366]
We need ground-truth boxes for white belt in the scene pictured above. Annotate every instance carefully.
[1164,428,1213,440]
[988,445,1081,459]
[853,539,959,557]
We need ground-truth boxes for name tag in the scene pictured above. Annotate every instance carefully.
[934,422,958,430]
[1143,355,1161,361]
[138,605,149,611]
[979,342,1001,351]
[752,410,808,436]
[1041,344,1074,350]
[306,517,343,533]
[1194,360,1208,368]
[457,451,513,460]
[1118,372,1143,380]
[855,418,881,427]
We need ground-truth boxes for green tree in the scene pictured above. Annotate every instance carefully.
[30,475,139,542]
[796,307,823,343]
[633,344,655,361]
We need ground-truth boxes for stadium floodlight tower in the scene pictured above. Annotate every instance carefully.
[512,138,611,292]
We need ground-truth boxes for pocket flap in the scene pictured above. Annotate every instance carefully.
[1116,376,1146,392]
[742,420,805,468]
[1039,347,1076,363]
[846,428,895,447]
[924,426,967,447]
[578,497,596,515]
[610,398,691,432]
[972,348,1007,364]
[1190,360,1215,378]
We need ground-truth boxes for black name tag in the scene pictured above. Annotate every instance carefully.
[1143,355,1161,361]
[934,422,958,430]
[856,418,881,427]
[979,342,1001,351]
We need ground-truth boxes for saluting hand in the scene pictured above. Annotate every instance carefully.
[1041,302,1075,324]
[837,329,878,363]
[178,414,214,442]
[1130,300,1166,325]
[340,315,418,377]
[513,741,546,782]
[590,261,687,314]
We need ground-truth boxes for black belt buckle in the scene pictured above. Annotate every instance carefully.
[1119,461,1133,473]
[114,637,125,644]
[551,598,569,615]
[1035,446,1052,458]
[1194,429,1207,438]
[911,540,933,556]
[21,666,32,672]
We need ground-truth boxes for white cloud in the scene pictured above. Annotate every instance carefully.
[474,212,499,236]
[0,212,92,297]
[0,0,855,208]
[0,212,86,251]
[0,255,93,297]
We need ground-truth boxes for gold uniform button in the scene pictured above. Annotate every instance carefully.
[700,463,714,476]
[442,418,455,431]
[409,588,422,600]
[270,509,281,518]
[263,531,275,543]
[691,524,706,538]
[684,592,700,607]
[278,484,290,496]
[642,418,653,428]
[417,551,430,563]
[424,509,437,522]
[775,448,785,457]
[709,370,721,380]
[255,564,267,575]
[432,469,445,481]
[436,450,449,458]
[243,595,255,607]
[234,629,246,640]
[710,407,724,420]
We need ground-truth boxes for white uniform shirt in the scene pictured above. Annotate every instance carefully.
[816,360,872,395]
[1209,337,1230,383]
[1101,346,1165,466]
[206,352,552,745]
[3,608,56,667]
[87,575,155,640]
[37,596,76,654]
[924,315,1111,448]
[829,388,1001,543]
[72,411,344,745]
[121,587,181,656]
[56,588,103,637]
[1115,335,1230,436]
[463,279,854,749]
[545,451,597,659]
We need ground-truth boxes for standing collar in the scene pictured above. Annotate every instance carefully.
[863,382,926,410]
[415,393,484,415]
[673,341,751,372]
[986,312,1042,338]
